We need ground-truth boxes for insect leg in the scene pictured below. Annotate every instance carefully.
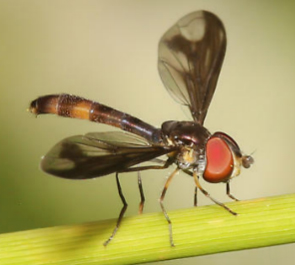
[194,186,198,207]
[103,173,128,246]
[181,169,199,207]
[226,182,239,201]
[159,167,179,247]
[193,171,237,216]
[137,172,145,214]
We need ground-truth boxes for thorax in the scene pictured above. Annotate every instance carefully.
[161,121,211,169]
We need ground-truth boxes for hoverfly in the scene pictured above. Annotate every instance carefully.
[29,10,254,246]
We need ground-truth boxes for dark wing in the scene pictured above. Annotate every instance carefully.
[158,10,226,124]
[41,131,174,179]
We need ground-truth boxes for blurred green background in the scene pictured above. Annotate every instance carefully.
[0,0,295,264]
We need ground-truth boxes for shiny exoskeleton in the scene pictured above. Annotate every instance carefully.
[30,10,254,246]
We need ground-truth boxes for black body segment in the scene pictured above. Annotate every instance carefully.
[30,94,162,144]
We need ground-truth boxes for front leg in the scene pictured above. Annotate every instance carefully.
[226,181,239,201]
[193,171,237,216]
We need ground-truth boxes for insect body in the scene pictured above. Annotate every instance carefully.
[30,10,254,246]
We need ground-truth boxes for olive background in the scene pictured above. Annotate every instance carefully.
[0,0,295,264]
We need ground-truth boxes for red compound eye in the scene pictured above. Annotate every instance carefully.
[203,136,234,183]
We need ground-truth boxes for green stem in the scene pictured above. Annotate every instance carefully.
[0,194,295,265]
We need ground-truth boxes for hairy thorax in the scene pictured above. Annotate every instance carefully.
[161,121,211,169]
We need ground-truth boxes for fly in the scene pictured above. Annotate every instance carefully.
[29,10,254,247]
